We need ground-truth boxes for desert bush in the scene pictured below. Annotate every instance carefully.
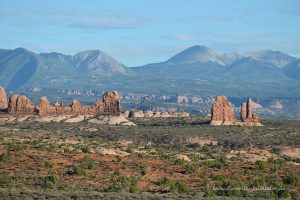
[158,177,193,193]
[183,163,197,174]
[44,161,54,168]
[105,170,129,192]
[80,146,90,153]
[0,151,12,163]
[210,174,226,182]
[42,173,59,188]
[8,143,27,151]
[255,160,265,170]
[283,173,300,186]
[67,165,86,175]
[0,173,13,186]
[81,156,96,169]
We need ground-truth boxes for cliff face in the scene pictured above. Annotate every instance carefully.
[0,86,121,116]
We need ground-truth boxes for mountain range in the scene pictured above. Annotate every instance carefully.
[0,45,300,97]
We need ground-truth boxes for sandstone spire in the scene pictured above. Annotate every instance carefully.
[210,96,235,125]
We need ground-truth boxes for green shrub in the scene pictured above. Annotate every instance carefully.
[81,146,90,153]
[255,160,265,170]
[106,171,129,192]
[129,177,138,193]
[283,174,300,186]
[176,180,192,193]
[44,161,54,168]
[68,165,86,175]
[173,158,186,165]
[0,173,13,186]
[0,151,12,163]
[183,163,197,174]
[210,174,226,181]
[159,177,177,187]
[158,177,193,193]
[81,156,96,169]
[42,173,59,188]
[8,144,27,151]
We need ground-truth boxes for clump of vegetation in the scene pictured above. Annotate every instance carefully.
[158,177,193,193]
[0,151,12,164]
[183,163,197,174]
[255,160,266,170]
[81,156,96,169]
[105,170,129,192]
[42,173,59,188]
[283,173,300,186]
[201,156,228,169]
[0,173,14,186]
[67,165,86,175]
[44,161,54,168]
[80,146,90,153]
[8,143,27,151]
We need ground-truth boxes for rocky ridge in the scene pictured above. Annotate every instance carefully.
[0,86,134,125]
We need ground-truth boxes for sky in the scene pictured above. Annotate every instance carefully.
[0,0,300,66]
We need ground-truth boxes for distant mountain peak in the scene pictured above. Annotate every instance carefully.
[166,45,224,65]
[244,50,297,68]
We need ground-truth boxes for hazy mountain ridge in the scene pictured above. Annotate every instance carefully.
[0,46,300,98]
[133,45,299,82]
[0,48,130,91]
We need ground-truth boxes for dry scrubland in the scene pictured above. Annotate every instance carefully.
[0,117,299,199]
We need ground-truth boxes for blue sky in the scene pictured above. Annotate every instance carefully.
[0,0,299,66]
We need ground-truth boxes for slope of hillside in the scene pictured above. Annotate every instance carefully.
[283,59,300,80]
[222,57,288,82]
[244,50,297,68]
[0,48,131,91]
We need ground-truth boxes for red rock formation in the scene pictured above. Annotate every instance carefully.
[0,86,8,111]
[240,103,247,121]
[8,94,35,115]
[103,91,120,114]
[240,98,261,124]
[211,96,235,125]
[38,97,55,116]
[0,87,120,116]
[246,98,253,119]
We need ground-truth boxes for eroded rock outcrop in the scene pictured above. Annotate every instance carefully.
[0,86,8,111]
[0,86,121,116]
[103,91,120,114]
[210,96,262,126]
[210,96,235,125]
[8,94,35,114]
[240,98,261,125]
